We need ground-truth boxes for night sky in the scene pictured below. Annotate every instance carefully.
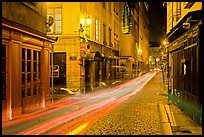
[148,2,166,43]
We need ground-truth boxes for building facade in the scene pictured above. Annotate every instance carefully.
[164,2,202,124]
[47,2,121,92]
[2,2,55,120]
[138,2,150,75]
[119,2,149,78]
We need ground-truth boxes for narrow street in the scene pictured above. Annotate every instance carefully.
[3,72,162,135]
[2,2,202,135]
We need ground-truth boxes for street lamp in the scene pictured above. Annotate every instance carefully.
[162,40,171,102]
[79,16,92,95]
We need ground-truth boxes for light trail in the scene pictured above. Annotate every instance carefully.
[3,72,156,135]
[65,72,157,135]
[18,97,116,135]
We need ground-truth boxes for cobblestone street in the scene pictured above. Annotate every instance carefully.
[84,72,167,135]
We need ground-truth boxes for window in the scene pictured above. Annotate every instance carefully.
[109,28,112,45]
[95,19,99,41]
[122,3,131,33]
[22,48,41,98]
[103,24,106,43]
[47,7,62,34]
[2,44,6,100]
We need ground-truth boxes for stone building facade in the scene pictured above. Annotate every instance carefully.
[2,2,55,120]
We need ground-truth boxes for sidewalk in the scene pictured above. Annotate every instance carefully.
[159,72,202,135]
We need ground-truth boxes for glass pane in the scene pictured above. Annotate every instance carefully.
[2,73,6,85]
[38,51,41,61]
[22,48,25,60]
[55,21,62,27]
[2,59,6,72]
[55,14,61,20]
[2,44,6,57]
[38,62,41,73]
[27,73,31,82]
[34,72,37,82]
[34,86,37,95]
[27,49,31,60]
[27,88,31,96]
[55,8,61,14]
[2,44,6,100]
[33,50,37,61]
[2,89,6,100]
[22,73,25,84]
[34,62,37,72]
[38,84,41,95]
[27,61,31,72]
[56,26,62,33]
[22,86,25,98]
[22,61,25,72]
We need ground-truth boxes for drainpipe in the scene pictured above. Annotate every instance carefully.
[51,43,54,104]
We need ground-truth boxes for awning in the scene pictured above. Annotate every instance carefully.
[85,51,102,61]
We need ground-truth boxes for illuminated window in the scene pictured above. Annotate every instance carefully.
[122,3,131,33]
[47,7,62,34]
[95,19,99,41]
[22,48,41,98]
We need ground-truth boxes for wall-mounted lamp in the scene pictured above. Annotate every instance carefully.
[86,17,91,25]
[80,16,92,33]
[138,49,142,54]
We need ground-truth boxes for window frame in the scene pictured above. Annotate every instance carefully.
[47,7,62,34]
[95,19,99,41]
[21,47,41,98]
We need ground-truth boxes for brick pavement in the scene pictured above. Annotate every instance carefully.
[84,72,168,135]
[83,72,202,135]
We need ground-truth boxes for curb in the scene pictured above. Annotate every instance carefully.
[159,104,173,135]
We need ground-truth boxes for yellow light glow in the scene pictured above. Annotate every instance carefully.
[138,49,142,53]
[163,41,167,45]
[86,17,91,25]
[66,122,90,135]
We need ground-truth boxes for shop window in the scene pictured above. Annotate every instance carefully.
[21,48,41,98]
[2,44,6,100]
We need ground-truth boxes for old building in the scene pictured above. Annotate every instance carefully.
[2,2,55,120]
[119,2,139,78]
[164,2,202,124]
[47,2,121,92]
[119,2,149,78]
